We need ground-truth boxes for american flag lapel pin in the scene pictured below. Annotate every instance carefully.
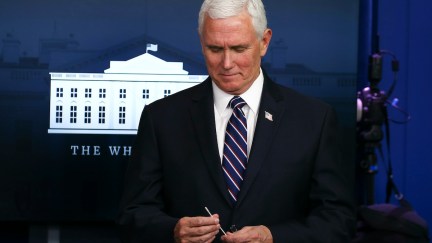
[265,111,273,121]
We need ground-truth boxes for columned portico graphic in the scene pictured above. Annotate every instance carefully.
[48,47,207,134]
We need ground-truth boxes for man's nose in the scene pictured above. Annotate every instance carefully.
[222,50,234,69]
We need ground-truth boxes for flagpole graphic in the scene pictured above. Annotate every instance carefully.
[146,43,158,53]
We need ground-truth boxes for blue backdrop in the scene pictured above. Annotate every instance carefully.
[369,0,432,232]
[1,0,359,225]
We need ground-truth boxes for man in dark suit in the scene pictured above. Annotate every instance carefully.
[118,0,356,242]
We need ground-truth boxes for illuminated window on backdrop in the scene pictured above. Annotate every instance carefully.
[84,106,91,124]
[99,88,106,98]
[85,88,92,98]
[119,106,126,124]
[70,106,77,123]
[70,88,77,98]
[56,105,63,123]
[120,89,126,99]
[143,89,149,99]
[99,106,106,124]
[56,88,63,98]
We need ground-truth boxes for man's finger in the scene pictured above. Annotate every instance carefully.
[187,216,220,227]
[174,216,221,242]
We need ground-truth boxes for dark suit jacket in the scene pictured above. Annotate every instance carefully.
[118,72,356,242]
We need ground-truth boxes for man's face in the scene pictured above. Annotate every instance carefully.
[200,11,272,95]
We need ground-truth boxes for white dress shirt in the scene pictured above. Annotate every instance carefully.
[212,69,264,162]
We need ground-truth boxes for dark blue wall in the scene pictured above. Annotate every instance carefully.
[370,0,432,229]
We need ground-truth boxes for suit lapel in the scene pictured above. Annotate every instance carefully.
[188,75,286,207]
[189,79,233,205]
[236,75,285,206]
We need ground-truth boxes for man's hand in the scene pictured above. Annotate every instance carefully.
[174,214,221,243]
[221,225,273,243]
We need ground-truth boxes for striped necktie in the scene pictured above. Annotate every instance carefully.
[222,96,248,204]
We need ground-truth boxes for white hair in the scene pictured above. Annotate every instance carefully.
[198,0,268,39]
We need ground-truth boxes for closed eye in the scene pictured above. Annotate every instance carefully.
[207,46,223,53]
[231,46,248,53]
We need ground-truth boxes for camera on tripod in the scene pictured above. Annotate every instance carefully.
[356,46,404,205]
[357,52,389,174]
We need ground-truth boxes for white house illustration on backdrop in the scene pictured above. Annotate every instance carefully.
[48,44,207,135]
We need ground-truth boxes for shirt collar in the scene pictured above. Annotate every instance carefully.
[212,68,263,114]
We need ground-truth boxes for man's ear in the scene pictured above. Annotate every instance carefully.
[260,28,272,56]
